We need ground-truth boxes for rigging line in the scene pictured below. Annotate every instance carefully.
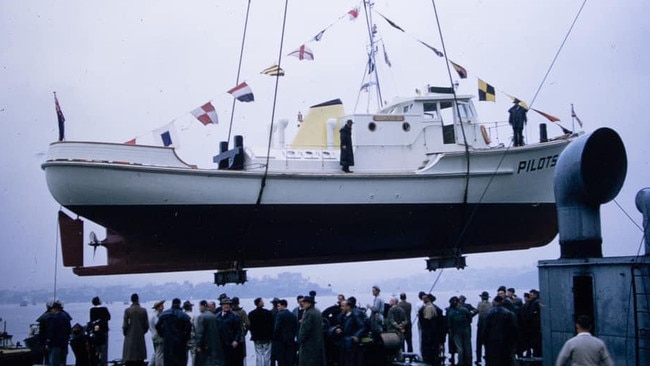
[53,206,62,302]
[296,0,362,46]
[256,0,289,205]
[354,62,372,113]
[528,0,588,109]
[430,0,470,205]
[427,268,444,294]
[411,268,445,324]
[363,1,383,108]
[450,140,515,251]
[226,0,253,145]
[614,198,644,232]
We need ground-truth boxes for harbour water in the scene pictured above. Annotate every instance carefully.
[1,290,477,364]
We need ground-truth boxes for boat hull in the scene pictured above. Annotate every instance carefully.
[41,140,571,275]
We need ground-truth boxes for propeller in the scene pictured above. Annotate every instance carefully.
[88,231,101,259]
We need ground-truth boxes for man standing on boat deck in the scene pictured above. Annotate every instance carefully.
[508,99,528,147]
[340,119,354,173]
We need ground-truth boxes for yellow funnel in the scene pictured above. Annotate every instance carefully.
[290,99,345,148]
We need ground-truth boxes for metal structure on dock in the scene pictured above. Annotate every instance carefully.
[539,128,650,365]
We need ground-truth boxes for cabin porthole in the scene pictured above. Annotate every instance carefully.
[368,122,377,131]
[402,122,411,132]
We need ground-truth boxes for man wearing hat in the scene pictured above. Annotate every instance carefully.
[298,295,326,366]
[216,297,243,365]
[149,300,165,366]
[526,289,542,357]
[339,119,355,173]
[157,298,192,366]
[418,294,439,365]
[231,297,250,365]
[482,295,517,366]
[475,291,492,365]
[270,297,281,320]
[46,300,72,366]
[183,300,196,366]
[214,293,228,314]
[195,300,219,366]
[273,299,298,366]
[447,296,472,366]
[508,99,528,147]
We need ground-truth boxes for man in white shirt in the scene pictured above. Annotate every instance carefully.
[149,300,165,366]
[555,315,613,366]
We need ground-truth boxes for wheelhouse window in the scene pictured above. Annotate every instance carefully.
[457,101,473,121]
[423,102,439,120]
[439,100,473,124]
[439,101,454,125]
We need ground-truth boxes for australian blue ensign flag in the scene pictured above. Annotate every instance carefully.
[54,92,65,141]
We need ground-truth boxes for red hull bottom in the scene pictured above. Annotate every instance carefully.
[58,202,558,275]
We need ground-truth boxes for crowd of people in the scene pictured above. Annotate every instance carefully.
[33,283,612,366]
[33,296,111,366]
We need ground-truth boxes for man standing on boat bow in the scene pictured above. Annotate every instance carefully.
[340,119,355,173]
[508,99,528,147]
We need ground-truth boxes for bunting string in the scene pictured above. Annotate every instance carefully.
[120,1,578,147]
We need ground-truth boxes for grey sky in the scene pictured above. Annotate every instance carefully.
[0,0,648,291]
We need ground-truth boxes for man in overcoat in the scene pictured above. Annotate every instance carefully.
[273,299,298,366]
[339,119,354,173]
[298,296,326,366]
[122,293,149,366]
[508,99,528,147]
[216,297,243,366]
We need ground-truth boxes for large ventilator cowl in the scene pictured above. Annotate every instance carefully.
[553,128,627,258]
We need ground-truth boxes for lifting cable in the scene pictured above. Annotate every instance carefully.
[226,0,253,144]
[256,0,290,205]
[427,0,590,272]
[52,206,63,302]
[528,0,588,109]
[430,0,470,209]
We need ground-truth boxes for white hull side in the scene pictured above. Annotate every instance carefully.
[43,140,568,206]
